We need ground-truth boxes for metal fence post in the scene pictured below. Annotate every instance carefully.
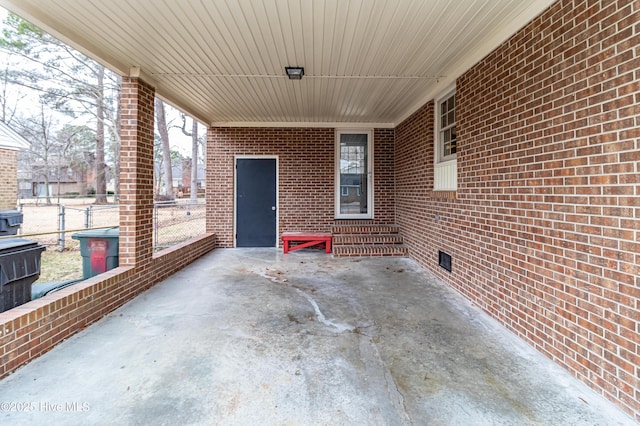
[85,206,91,229]
[58,204,65,251]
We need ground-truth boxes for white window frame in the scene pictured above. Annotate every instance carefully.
[434,85,457,191]
[335,129,374,219]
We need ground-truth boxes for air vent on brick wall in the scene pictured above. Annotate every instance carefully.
[439,250,452,273]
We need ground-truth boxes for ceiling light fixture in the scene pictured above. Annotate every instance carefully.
[285,66,304,80]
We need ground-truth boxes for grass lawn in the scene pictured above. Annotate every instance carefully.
[36,248,83,283]
[19,198,205,291]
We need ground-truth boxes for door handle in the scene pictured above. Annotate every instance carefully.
[272,206,276,211]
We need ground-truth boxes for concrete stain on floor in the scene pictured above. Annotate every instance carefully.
[0,248,635,426]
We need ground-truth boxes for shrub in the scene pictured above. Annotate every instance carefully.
[154,194,177,206]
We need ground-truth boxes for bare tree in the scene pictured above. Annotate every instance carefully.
[155,98,173,199]
[0,62,21,124]
[179,114,199,202]
[112,76,122,201]
[1,13,120,204]
[15,99,59,204]
[57,124,96,197]
[94,65,107,203]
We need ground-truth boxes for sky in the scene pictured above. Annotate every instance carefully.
[0,5,203,157]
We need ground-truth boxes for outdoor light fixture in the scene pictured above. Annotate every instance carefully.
[285,66,304,80]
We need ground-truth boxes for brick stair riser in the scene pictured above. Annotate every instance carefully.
[330,224,407,257]
[332,235,404,245]
[333,245,408,257]
[333,249,407,257]
[331,226,400,235]
[334,220,383,225]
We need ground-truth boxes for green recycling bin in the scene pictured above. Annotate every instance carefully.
[72,228,119,279]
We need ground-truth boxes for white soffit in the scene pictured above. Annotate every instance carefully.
[0,0,555,127]
[0,121,29,150]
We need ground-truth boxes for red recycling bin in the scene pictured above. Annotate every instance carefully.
[89,239,108,274]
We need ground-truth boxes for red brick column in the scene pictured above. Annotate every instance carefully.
[119,77,155,266]
[205,127,233,241]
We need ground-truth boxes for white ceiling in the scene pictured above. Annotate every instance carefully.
[0,0,555,127]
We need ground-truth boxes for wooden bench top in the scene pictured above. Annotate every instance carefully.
[282,232,332,238]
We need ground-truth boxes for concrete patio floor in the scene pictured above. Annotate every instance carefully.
[0,248,634,425]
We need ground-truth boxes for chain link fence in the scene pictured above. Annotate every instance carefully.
[18,197,206,251]
[56,204,120,250]
[153,200,206,250]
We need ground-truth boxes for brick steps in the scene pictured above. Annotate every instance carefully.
[332,233,404,245]
[332,244,408,257]
[332,224,407,257]
[332,224,401,235]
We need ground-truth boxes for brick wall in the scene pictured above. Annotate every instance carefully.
[207,127,395,247]
[396,0,639,419]
[0,148,18,210]
[373,129,396,224]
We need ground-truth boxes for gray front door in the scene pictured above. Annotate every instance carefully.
[236,158,277,247]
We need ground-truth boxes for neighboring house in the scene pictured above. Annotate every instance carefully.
[0,121,29,209]
[0,0,638,420]
[339,174,366,214]
[29,170,84,198]
[18,151,107,199]
[171,160,205,196]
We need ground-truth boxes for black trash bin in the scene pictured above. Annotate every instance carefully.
[0,238,46,312]
[0,210,23,236]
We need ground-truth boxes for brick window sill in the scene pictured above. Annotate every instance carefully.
[428,190,457,200]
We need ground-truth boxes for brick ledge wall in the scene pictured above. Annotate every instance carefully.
[0,234,216,378]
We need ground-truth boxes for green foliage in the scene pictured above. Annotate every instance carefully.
[1,13,45,51]
[57,124,95,150]
[1,12,119,121]
[154,194,176,203]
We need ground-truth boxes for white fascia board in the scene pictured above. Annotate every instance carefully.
[211,121,395,129]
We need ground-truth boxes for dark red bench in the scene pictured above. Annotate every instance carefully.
[282,232,332,254]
